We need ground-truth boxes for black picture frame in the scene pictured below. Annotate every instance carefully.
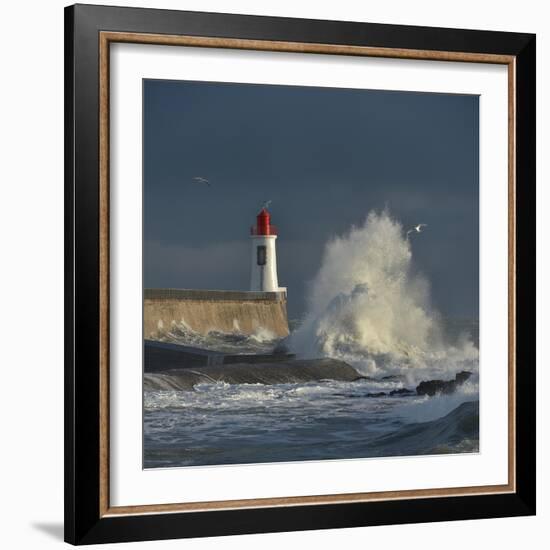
[65,3,536,545]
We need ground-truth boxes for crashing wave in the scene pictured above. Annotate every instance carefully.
[156,319,279,355]
[290,210,478,383]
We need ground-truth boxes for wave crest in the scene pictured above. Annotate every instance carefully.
[290,210,478,382]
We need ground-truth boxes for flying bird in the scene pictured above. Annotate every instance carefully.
[192,176,210,186]
[262,200,272,210]
[406,223,427,237]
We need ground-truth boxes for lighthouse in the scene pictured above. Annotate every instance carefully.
[250,207,282,292]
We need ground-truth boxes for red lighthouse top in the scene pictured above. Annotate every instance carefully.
[250,208,278,236]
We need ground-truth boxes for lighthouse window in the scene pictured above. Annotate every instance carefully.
[257,245,267,266]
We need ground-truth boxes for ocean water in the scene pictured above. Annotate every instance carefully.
[143,311,479,469]
[144,377,478,468]
[144,211,479,468]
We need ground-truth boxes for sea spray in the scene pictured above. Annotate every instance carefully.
[158,320,279,355]
[290,210,478,382]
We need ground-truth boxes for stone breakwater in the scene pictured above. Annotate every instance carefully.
[143,344,473,397]
[144,358,362,391]
[144,288,289,339]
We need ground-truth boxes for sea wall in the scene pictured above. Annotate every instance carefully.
[144,340,294,371]
[144,288,289,339]
[144,358,361,391]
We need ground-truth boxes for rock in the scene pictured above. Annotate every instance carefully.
[363,388,416,398]
[416,371,472,396]
[389,388,415,396]
[455,370,472,385]
[366,392,387,398]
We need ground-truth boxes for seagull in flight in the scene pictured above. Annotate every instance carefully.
[406,223,427,237]
[192,176,210,186]
[262,200,272,209]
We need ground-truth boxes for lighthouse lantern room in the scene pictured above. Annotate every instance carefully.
[250,207,282,292]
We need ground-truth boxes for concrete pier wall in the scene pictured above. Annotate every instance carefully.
[144,288,289,339]
[144,340,294,371]
[144,358,361,391]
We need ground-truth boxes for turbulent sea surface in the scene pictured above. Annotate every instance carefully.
[144,377,478,468]
[144,211,480,468]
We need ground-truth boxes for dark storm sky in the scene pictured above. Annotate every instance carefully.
[143,79,479,320]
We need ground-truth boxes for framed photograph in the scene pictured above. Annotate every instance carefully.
[64,3,536,545]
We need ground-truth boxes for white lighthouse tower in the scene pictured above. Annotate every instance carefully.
[250,207,282,292]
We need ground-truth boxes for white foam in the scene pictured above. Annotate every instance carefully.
[290,210,478,383]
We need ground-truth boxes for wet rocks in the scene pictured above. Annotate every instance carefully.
[389,388,415,396]
[365,388,415,398]
[416,371,472,396]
